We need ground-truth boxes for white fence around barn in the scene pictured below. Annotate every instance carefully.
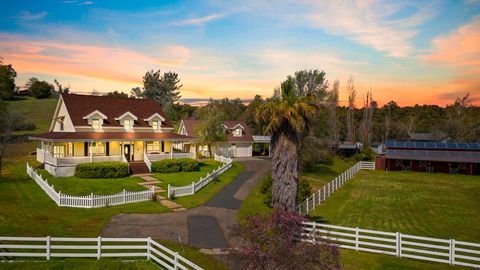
[297,161,375,215]
[0,236,203,270]
[26,163,155,208]
[167,154,233,198]
[301,222,480,269]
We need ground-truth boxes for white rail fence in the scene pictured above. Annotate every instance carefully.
[0,236,203,270]
[167,154,233,198]
[26,163,154,208]
[301,222,480,269]
[297,161,375,215]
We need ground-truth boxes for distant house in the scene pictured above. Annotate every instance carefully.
[30,94,193,176]
[408,131,449,142]
[178,119,261,157]
[376,140,480,175]
[334,142,363,157]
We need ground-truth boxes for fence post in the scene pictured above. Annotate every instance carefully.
[174,252,179,270]
[450,239,455,265]
[306,197,309,213]
[167,184,171,199]
[312,193,316,210]
[46,236,51,260]
[192,181,195,194]
[396,232,402,257]
[355,227,359,251]
[317,190,321,204]
[147,237,151,260]
[123,189,126,204]
[323,186,326,201]
[90,193,94,208]
[311,222,317,244]
[151,185,155,198]
[59,191,62,206]
[97,236,101,260]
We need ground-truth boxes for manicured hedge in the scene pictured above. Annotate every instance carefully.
[151,158,200,173]
[75,162,129,178]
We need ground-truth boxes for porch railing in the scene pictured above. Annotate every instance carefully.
[39,148,123,167]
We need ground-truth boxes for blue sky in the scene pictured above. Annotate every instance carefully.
[1,0,479,105]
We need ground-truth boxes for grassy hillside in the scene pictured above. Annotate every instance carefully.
[6,97,57,134]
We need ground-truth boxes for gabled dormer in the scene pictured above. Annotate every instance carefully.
[115,111,138,132]
[83,110,108,131]
[144,113,166,132]
[231,123,244,137]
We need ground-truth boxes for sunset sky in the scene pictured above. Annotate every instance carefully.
[1,0,479,106]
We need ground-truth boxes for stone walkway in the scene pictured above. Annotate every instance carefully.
[102,158,271,251]
[136,175,186,211]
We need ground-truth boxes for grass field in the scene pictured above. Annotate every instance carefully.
[6,97,57,135]
[38,171,147,195]
[302,158,354,192]
[309,170,480,242]
[238,161,478,269]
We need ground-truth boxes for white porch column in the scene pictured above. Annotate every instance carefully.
[170,141,173,159]
[89,141,93,162]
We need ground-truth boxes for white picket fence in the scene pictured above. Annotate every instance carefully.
[0,236,203,270]
[297,161,375,215]
[26,163,155,208]
[301,222,480,269]
[167,154,233,198]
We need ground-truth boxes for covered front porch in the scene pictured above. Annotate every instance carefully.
[36,140,194,166]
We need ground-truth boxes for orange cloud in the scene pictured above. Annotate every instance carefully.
[423,17,480,73]
[0,34,191,84]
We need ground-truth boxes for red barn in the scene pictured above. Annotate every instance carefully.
[378,141,480,175]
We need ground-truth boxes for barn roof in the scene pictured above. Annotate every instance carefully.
[385,149,480,163]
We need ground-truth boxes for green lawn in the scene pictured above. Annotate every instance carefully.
[0,259,159,270]
[153,160,222,189]
[6,97,57,135]
[302,158,354,192]
[309,170,480,242]
[165,162,245,209]
[0,142,171,237]
[238,160,477,269]
[38,171,147,195]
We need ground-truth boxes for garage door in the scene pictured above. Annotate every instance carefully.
[236,144,251,157]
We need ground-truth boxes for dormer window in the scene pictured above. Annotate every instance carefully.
[124,119,134,131]
[233,128,242,137]
[92,119,100,130]
[83,110,107,131]
[144,113,165,132]
[152,120,158,131]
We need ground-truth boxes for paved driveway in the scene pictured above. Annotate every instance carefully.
[102,158,271,249]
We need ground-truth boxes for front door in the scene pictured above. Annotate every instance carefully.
[124,144,131,161]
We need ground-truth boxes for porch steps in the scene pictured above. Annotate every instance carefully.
[129,161,150,175]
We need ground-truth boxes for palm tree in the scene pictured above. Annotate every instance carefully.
[257,77,318,212]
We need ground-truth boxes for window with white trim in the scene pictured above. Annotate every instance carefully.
[53,145,66,158]
[152,120,158,131]
[89,142,105,155]
[233,128,242,136]
[92,119,100,130]
[147,141,161,152]
[124,119,134,131]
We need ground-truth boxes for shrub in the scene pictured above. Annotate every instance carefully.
[261,175,311,207]
[75,162,129,178]
[300,137,333,172]
[352,148,376,162]
[151,158,200,173]
[230,210,341,270]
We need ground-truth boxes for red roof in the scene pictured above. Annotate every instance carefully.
[61,94,173,128]
[180,119,253,142]
[30,132,193,142]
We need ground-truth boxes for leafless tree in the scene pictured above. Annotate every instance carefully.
[346,76,356,142]
[360,90,373,146]
[327,80,340,144]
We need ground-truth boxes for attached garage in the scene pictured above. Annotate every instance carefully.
[235,143,252,157]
